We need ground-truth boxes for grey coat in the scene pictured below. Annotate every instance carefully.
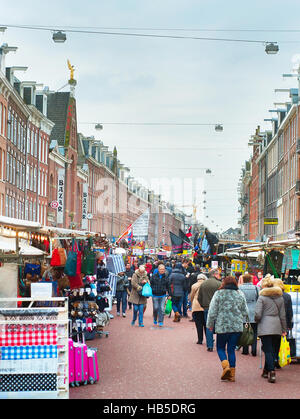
[254,286,287,337]
[239,283,259,323]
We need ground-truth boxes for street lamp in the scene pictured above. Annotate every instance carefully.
[215,124,223,132]
[265,43,279,55]
[52,31,67,43]
[95,123,103,131]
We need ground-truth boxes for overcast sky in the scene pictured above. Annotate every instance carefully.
[2,0,300,233]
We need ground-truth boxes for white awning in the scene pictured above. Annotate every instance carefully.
[0,216,42,230]
[0,236,45,256]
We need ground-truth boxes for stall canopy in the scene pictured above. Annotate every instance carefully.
[0,236,45,256]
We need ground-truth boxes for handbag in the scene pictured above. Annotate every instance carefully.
[64,240,79,277]
[24,263,41,276]
[237,317,254,347]
[278,336,291,367]
[57,248,67,266]
[82,239,96,275]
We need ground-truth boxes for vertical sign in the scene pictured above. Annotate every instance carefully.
[57,168,65,225]
[82,183,88,230]
[132,209,150,241]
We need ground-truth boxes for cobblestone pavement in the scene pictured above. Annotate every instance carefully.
[70,301,300,399]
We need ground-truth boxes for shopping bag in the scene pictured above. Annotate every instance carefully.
[237,321,254,347]
[24,263,41,276]
[287,330,296,358]
[278,336,291,367]
[57,248,67,266]
[141,282,152,298]
[50,248,62,267]
[82,251,96,275]
[64,240,79,277]
[165,299,172,315]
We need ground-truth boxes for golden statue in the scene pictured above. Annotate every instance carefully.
[67,59,75,80]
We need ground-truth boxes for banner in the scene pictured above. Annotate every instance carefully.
[132,209,150,241]
[169,232,183,254]
[81,183,88,230]
[116,224,133,245]
[57,168,65,225]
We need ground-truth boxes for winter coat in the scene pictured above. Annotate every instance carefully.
[116,275,130,292]
[128,270,149,305]
[239,283,259,323]
[168,268,187,298]
[188,270,201,293]
[190,280,205,312]
[150,272,169,297]
[197,276,222,310]
[254,286,287,337]
[206,285,249,334]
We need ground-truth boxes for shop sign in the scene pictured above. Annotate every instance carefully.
[264,218,278,225]
[57,169,65,224]
[81,183,88,230]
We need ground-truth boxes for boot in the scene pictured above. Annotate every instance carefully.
[221,360,231,381]
[261,369,268,379]
[228,367,236,382]
[268,371,276,383]
[173,312,180,322]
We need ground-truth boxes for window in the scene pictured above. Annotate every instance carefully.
[7,109,11,140]
[33,167,37,192]
[0,103,2,135]
[39,133,41,161]
[34,130,37,157]
[12,157,15,185]
[44,173,47,197]
[1,150,4,180]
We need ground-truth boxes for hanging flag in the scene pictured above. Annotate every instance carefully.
[186,226,193,238]
[179,229,193,250]
[169,232,183,254]
[116,224,133,245]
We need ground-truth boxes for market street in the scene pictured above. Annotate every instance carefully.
[70,300,300,400]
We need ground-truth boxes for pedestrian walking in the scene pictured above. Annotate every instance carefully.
[116,272,130,317]
[150,264,170,327]
[254,276,287,383]
[197,268,222,351]
[206,276,249,382]
[128,265,149,327]
[271,278,293,369]
[168,262,187,322]
[125,263,135,310]
[190,273,207,344]
[238,273,259,356]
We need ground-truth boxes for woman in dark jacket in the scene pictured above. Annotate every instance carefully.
[168,263,187,322]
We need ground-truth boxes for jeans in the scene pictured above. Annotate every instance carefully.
[182,290,189,316]
[204,309,214,349]
[216,332,242,367]
[260,335,281,372]
[172,297,183,315]
[116,290,127,314]
[152,296,166,324]
[192,311,206,343]
[132,304,144,325]
[242,323,258,354]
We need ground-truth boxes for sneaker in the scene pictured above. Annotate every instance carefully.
[158,322,163,327]
[131,321,135,326]
[122,313,126,318]
[153,320,157,325]
[109,313,114,319]
[139,324,144,327]
[117,312,120,316]
[207,348,213,352]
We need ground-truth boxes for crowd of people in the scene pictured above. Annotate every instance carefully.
[113,256,293,384]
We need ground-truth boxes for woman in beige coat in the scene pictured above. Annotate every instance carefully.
[190,274,207,344]
[254,276,287,383]
[128,265,149,327]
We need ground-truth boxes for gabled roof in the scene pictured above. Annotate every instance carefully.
[47,92,70,146]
